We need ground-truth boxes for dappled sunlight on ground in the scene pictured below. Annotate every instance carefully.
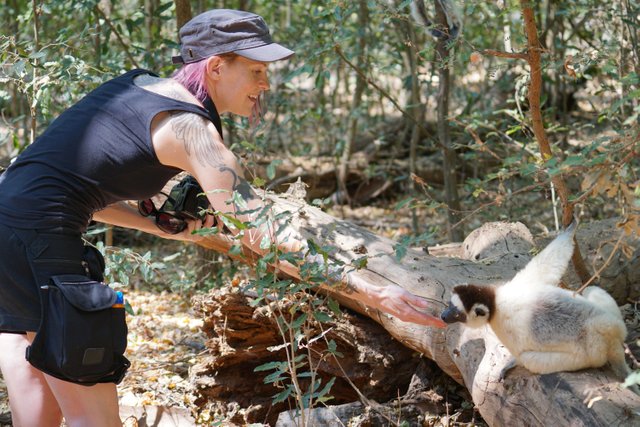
[118,291,205,419]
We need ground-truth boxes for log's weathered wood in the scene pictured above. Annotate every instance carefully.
[194,194,640,426]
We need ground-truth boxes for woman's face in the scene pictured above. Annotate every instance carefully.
[209,56,270,117]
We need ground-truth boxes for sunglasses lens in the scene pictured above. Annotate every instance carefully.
[156,213,187,235]
[138,199,156,216]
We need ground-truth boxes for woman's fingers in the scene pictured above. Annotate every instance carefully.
[202,214,216,228]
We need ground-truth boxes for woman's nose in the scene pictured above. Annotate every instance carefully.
[259,77,270,91]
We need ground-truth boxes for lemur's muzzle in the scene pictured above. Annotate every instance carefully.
[440,305,466,324]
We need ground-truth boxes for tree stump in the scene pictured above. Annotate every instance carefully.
[191,288,424,425]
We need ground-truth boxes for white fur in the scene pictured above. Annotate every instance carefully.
[449,223,630,381]
[507,222,576,289]
[493,284,627,379]
[450,293,464,311]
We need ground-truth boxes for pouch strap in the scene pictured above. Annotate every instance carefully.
[11,228,48,258]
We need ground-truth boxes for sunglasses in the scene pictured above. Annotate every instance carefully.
[138,199,188,235]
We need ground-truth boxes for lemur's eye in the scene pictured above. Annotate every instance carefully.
[475,307,487,317]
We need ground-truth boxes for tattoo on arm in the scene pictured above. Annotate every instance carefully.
[169,112,257,205]
[218,166,258,202]
[169,111,225,168]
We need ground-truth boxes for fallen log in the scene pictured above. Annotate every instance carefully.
[193,195,640,425]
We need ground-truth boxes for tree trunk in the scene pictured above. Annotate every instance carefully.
[173,0,192,29]
[194,195,640,426]
[29,0,41,145]
[403,16,424,235]
[336,0,368,207]
[191,287,422,425]
[434,2,463,242]
[520,1,592,286]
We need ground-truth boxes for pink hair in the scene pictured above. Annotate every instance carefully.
[171,60,209,103]
[171,54,264,126]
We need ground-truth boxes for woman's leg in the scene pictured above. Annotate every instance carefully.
[0,332,63,427]
[25,332,122,427]
[0,332,122,427]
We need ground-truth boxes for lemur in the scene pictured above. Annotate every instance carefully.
[441,221,632,383]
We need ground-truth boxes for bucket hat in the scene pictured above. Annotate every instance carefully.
[172,9,294,64]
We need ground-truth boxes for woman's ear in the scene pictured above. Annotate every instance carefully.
[205,56,223,81]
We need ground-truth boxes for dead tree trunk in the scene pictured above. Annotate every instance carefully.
[195,194,640,426]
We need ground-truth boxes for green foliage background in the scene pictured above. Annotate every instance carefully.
[2,1,638,233]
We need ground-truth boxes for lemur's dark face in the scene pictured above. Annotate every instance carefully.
[441,285,495,328]
[441,294,467,324]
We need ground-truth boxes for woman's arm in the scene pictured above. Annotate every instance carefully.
[152,111,296,254]
[151,110,444,327]
[92,201,212,242]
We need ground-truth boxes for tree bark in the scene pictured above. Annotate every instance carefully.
[520,1,592,285]
[173,0,192,29]
[336,0,368,207]
[194,194,640,426]
[30,0,41,145]
[191,287,421,425]
[434,1,463,242]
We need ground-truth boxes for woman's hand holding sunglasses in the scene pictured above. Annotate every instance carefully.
[137,198,219,241]
[174,213,218,242]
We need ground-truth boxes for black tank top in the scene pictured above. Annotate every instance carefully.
[0,69,220,232]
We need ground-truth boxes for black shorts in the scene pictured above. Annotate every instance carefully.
[0,224,85,333]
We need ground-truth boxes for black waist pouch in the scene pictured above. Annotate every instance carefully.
[26,274,130,385]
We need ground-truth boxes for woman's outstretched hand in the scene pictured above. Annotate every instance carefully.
[346,274,447,328]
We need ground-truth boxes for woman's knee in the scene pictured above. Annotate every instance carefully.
[43,374,121,427]
[0,332,63,427]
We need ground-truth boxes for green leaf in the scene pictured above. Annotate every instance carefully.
[124,300,135,316]
[154,1,174,16]
[260,233,272,250]
[253,176,266,187]
[272,385,294,404]
[266,159,283,180]
[291,313,308,330]
[313,377,336,400]
[313,311,333,323]
[219,212,246,231]
[327,298,342,316]
[352,256,368,269]
[254,361,284,372]
[264,370,287,384]
[394,196,414,210]
[562,155,584,167]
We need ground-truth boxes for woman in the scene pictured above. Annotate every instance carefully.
[0,9,445,426]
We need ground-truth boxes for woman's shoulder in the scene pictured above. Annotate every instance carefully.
[133,74,201,107]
